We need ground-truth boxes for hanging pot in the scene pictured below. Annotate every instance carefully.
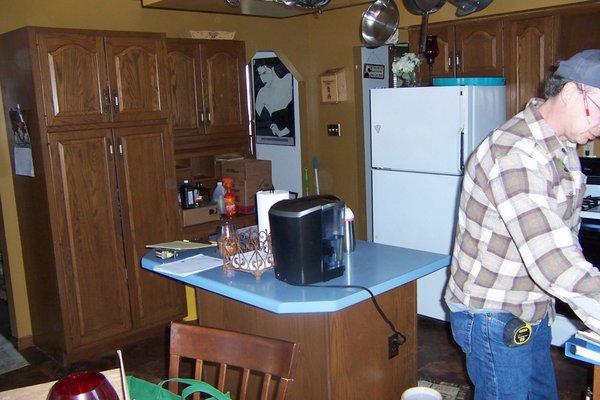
[447,0,492,17]
[360,0,400,47]
[403,0,445,52]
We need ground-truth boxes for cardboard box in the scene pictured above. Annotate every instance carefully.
[221,159,272,184]
[181,202,220,226]
[231,177,274,214]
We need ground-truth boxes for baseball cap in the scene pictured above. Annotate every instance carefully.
[556,49,600,89]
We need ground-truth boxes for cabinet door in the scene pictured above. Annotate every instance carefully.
[409,25,455,82]
[166,40,204,136]
[104,36,168,122]
[505,16,554,117]
[455,19,503,77]
[48,130,132,347]
[37,31,110,127]
[555,5,600,60]
[199,41,249,135]
[114,125,185,328]
[426,25,455,78]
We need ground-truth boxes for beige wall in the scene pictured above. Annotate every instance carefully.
[0,0,588,339]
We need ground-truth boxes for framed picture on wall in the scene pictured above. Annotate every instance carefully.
[253,57,295,146]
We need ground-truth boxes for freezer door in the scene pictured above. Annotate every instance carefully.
[371,86,463,175]
[372,169,462,320]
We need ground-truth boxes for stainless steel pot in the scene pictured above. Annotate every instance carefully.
[403,0,446,52]
[361,0,400,46]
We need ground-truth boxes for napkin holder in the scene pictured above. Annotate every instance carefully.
[217,225,274,279]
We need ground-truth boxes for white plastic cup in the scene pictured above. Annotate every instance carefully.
[401,387,443,400]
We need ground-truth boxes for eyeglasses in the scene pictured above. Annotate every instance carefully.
[580,83,600,123]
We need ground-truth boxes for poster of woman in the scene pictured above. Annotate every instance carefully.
[253,57,295,146]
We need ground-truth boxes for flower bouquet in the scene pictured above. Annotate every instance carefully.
[391,53,422,87]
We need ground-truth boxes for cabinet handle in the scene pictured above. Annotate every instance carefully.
[199,111,204,123]
[114,95,120,112]
[107,138,114,160]
[117,137,123,156]
[207,111,211,123]
[455,52,461,68]
[102,88,111,112]
[459,129,465,171]
[448,54,454,71]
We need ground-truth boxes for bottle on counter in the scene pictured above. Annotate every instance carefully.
[179,180,194,209]
[222,177,237,218]
[192,182,201,206]
[213,181,226,215]
[343,206,355,253]
[195,182,210,204]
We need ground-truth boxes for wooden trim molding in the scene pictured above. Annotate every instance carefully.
[16,334,34,350]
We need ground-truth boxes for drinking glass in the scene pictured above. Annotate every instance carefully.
[218,220,239,257]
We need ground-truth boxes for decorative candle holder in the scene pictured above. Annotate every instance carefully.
[217,225,274,279]
[423,35,439,85]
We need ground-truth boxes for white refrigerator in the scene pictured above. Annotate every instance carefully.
[370,85,506,321]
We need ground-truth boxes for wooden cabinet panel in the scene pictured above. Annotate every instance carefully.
[37,32,110,126]
[115,125,185,328]
[105,36,168,122]
[505,16,554,117]
[409,20,502,81]
[455,20,503,77]
[423,25,454,79]
[48,130,132,347]
[409,25,454,84]
[200,40,248,135]
[166,41,203,136]
[556,6,600,60]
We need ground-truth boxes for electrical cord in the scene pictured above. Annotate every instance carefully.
[287,282,407,346]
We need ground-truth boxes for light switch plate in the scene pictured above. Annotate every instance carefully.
[327,123,340,136]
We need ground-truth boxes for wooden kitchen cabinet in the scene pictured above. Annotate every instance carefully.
[166,38,251,194]
[454,20,503,77]
[48,129,133,347]
[37,31,169,127]
[166,38,248,137]
[114,124,184,327]
[104,36,169,123]
[0,27,185,363]
[504,15,554,117]
[37,31,110,127]
[409,18,503,83]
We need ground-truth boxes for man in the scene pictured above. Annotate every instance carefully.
[445,49,600,399]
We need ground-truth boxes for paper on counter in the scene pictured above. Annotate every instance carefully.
[154,253,222,276]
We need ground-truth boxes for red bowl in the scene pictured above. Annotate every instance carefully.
[47,371,119,400]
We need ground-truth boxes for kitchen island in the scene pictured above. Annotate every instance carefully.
[141,241,450,400]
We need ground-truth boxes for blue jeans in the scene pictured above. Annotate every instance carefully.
[450,311,557,400]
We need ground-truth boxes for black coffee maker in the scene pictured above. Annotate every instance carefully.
[269,195,345,284]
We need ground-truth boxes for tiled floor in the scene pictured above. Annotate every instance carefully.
[0,317,594,399]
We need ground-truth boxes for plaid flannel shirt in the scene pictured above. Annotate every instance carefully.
[445,98,600,332]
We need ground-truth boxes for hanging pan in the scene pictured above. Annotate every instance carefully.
[361,0,400,47]
[448,0,492,17]
[403,0,445,52]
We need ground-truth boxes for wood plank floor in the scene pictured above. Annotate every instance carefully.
[0,317,593,399]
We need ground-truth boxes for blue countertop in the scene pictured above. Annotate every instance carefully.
[141,240,450,314]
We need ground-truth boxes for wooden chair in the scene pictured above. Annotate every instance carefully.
[168,322,300,400]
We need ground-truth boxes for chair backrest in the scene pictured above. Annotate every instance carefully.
[168,322,300,400]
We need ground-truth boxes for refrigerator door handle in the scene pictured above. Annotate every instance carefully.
[459,129,465,171]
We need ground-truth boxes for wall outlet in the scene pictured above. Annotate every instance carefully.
[388,333,400,359]
[327,123,340,136]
